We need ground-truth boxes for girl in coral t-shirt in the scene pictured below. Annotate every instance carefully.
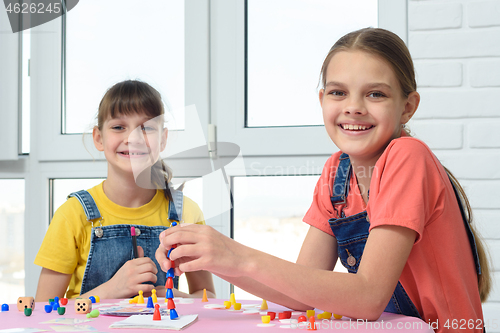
[156,28,490,332]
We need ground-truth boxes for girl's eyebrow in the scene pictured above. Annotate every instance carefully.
[325,81,393,91]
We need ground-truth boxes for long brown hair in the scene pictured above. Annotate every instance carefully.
[320,28,491,302]
[97,80,174,202]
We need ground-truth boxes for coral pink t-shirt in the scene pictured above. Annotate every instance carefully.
[303,137,483,332]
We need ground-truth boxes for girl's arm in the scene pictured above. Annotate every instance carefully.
[35,268,72,302]
[207,226,338,310]
[158,223,416,320]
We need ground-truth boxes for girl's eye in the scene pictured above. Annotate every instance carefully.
[111,125,124,130]
[368,91,386,98]
[329,90,346,97]
[141,125,156,132]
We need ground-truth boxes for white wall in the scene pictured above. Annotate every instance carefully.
[407,0,500,327]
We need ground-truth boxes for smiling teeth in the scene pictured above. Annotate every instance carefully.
[342,124,371,131]
[122,152,145,155]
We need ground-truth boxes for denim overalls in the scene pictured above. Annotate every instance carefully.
[328,153,481,318]
[68,189,184,295]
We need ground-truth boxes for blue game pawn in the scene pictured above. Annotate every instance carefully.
[147,296,154,309]
[89,296,96,303]
[1,304,9,312]
[166,288,174,299]
[171,221,178,227]
[44,304,53,313]
[52,302,60,311]
[167,268,175,278]
[170,308,179,320]
[54,296,60,305]
[167,247,175,259]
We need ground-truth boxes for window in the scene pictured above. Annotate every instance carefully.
[0,179,25,303]
[63,0,185,134]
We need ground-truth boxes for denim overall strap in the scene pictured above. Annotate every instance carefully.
[449,176,482,276]
[68,190,101,221]
[328,154,422,319]
[330,153,351,206]
[168,189,184,222]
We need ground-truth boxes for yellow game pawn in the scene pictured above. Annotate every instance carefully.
[260,299,268,310]
[152,289,158,303]
[129,295,139,304]
[201,288,208,302]
[230,293,236,305]
[137,290,145,304]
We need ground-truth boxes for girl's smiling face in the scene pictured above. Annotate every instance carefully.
[319,50,419,164]
[93,112,167,178]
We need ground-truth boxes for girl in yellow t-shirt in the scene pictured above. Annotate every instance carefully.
[35,80,215,301]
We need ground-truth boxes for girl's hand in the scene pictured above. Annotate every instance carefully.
[104,245,158,298]
[156,224,249,278]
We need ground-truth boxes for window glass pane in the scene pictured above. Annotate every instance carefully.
[0,179,25,303]
[246,0,378,127]
[233,175,346,300]
[64,0,185,134]
[51,177,202,294]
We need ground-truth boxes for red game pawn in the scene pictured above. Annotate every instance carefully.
[153,304,161,321]
[170,259,175,269]
[165,277,174,289]
[167,298,176,310]
[307,316,317,331]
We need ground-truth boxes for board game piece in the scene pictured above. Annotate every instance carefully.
[230,293,236,305]
[147,296,154,308]
[1,304,9,311]
[223,301,231,309]
[307,316,317,331]
[234,303,241,310]
[89,296,96,303]
[333,313,343,320]
[86,309,100,318]
[298,315,307,323]
[152,289,158,303]
[75,299,92,314]
[57,307,66,315]
[60,297,68,305]
[165,277,174,289]
[153,304,162,321]
[306,309,315,318]
[260,299,268,310]
[261,315,271,324]
[137,290,145,304]
[201,288,208,302]
[17,296,35,311]
[129,295,139,304]
[24,308,32,316]
[44,304,53,313]
[267,311,276,320]
[166,288,174,299]
[167,298,176,310]
[170,308,179,320]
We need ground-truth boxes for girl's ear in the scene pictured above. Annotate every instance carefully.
[318,89,325,107]
[160,128,168,152]
[93,126,104,152]
[401,91,420,124]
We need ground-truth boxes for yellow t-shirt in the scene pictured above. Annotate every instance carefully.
[34,182,204,298]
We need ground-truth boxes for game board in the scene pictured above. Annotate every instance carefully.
[0,297,434,332]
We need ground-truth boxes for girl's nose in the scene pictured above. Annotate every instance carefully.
[126,126,146,144]
[343,97,367,116]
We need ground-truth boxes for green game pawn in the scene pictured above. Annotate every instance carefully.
[24,308,32,316]
[86,309,100,318]
[57,307,66,315]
